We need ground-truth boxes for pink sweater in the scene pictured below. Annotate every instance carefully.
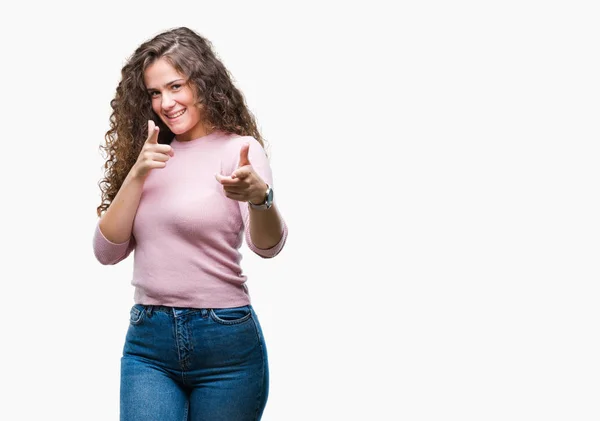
[93,131,288,308]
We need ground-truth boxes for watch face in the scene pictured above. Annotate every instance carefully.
[266,187,274,205]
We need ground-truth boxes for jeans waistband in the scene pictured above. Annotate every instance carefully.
[137,304,210,318]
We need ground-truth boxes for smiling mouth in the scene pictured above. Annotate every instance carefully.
[165,109,186,119]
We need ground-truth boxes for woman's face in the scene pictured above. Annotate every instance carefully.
[144,58,208,142]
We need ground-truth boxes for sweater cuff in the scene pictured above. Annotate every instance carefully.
[245,220,288,259]
[93,222,133,265]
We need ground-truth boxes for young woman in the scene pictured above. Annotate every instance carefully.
[93,26,288,421]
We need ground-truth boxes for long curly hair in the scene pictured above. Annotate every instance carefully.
[97,27,265,217]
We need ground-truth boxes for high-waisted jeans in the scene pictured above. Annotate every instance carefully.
[120,304,269,421]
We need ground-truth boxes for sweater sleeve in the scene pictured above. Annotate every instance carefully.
[237,137,288,259]
[92,221,136,265]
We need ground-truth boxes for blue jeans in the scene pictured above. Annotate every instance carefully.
[120,304,269,421]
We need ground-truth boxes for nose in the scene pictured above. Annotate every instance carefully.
[161,93,176,110]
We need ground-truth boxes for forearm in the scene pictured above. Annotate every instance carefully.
[98,171,146,244]
[248,203,284,250]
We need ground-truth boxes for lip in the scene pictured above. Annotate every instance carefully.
[164,108,186,120]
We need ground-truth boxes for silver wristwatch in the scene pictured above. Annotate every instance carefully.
[249,185,274,210]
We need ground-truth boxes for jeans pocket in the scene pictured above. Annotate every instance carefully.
[129,305,144,325]
[209,305,252,325]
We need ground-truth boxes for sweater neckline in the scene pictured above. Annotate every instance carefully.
[170,130,226,149]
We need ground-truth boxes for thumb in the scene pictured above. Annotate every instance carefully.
[146,120,159,144]
[237,142,251,167]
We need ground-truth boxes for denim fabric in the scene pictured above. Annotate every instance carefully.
[120,304,269,421]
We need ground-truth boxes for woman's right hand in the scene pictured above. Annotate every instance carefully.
[131,120,174,179]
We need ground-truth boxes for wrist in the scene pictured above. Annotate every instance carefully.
[129,170,145,183]
[249,184,274,210]
[249,183,269,205]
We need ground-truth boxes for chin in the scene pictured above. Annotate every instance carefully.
[167,123,190,135]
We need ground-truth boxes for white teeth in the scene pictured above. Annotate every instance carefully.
[166,109,186,119]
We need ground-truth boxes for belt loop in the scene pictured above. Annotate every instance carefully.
[147,306,154,317]
[201,308,209,318]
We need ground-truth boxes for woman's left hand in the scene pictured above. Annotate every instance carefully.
[215,143,268,204]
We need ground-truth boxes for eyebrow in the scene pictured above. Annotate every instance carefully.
[146,79,186,92]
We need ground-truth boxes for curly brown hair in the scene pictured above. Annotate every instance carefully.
[97,27,266,217]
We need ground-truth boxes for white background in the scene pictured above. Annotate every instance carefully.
[0,1,598,420]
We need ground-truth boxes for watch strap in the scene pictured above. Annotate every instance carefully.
[249,185,273,210]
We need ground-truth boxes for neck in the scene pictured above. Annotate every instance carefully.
[176,123,214,142]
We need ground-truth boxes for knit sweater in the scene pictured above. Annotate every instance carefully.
[93,130,288,308]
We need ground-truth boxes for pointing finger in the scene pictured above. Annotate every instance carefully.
[146,120,159,144]
[231,167,251,180]
[215,173,243,186]
[238,142,251,168]
[215,173,234,184]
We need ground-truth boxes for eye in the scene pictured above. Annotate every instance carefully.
[171,84,182,91]
[149,91,160,98]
